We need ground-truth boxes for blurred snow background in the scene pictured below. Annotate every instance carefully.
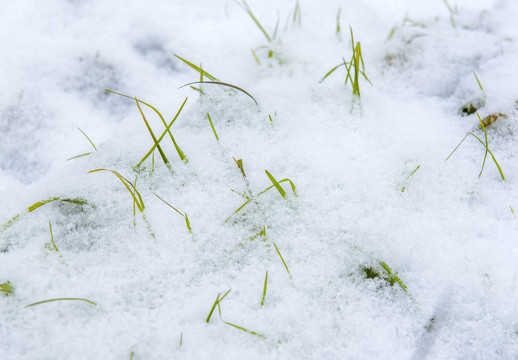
[1,0,518,359]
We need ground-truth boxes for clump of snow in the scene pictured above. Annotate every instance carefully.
[1,0,518,359]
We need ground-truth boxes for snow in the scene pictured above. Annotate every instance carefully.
[1,0,518,359]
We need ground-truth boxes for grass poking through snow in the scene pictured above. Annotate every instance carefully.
[25,298,97,308]
[261,270,268,306]
[0,281,14,296]
[154,193,193,235]
[179,81,258,105]
[445,113,505,181]
[1,197,87,233]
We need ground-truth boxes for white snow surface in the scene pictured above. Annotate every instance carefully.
[1,0,518,359]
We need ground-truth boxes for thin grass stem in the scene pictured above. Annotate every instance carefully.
[25,298,97,308]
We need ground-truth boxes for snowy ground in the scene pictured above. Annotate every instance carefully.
[1,0,518,359]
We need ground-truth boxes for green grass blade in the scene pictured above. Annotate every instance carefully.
[174,54,218,80]
[25,298,97,308]
[179,81,258,105]
[2,197,87,233]
[319,62,346,83]
[223,321,268,340]
[469,133,505,181]
[336,8,341,35]
[207,113,220,141]
[378,260,408,293]
[477,112,489,178]
[77,127,97,151]
[206,289,231,323]
[474,72,484,92]
[106,90,188,163]
[261,270,268,306]
[138,97,189,166]
[265,170,286,198]
[251,49,261,65]
[89,169,144,212]
[135,99,170,166]
[155,193,192,234]
[224,199,251,223]
[445,133,470,161]
[240,0,272,42]
[257,178,297,197]
[49,221,59,252]
[273,243,291,278]
[206,293,220,323]
[28,197,61,212]
[66,152,92,161]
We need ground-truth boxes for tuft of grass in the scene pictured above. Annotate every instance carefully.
[320,27,372,100]
[207,113,220,141]
[137,97,189,167]
[179,81,258,105]
[362,261,408,293]
[206,289,232,323]
[1,197,87,233]
[273,243,292,279]
[25,298,97,308]
[0,281,14,296]
[154,194,192,235]
[445,112,505,181]
[105,90,188,166]
[261,270,268,306]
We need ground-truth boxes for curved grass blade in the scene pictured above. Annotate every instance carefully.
[25,297,97,308]
[105,90,188,163]
[77,127,97,151]
[138,97,189,166]
[48,221,59,252]
[135,99,170,166]
[257,178,297,197]
[265,170,286,198]
[2,197,87,232]
[179,81,258,105]
[174,54,219,81]
[89,169,145,212]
